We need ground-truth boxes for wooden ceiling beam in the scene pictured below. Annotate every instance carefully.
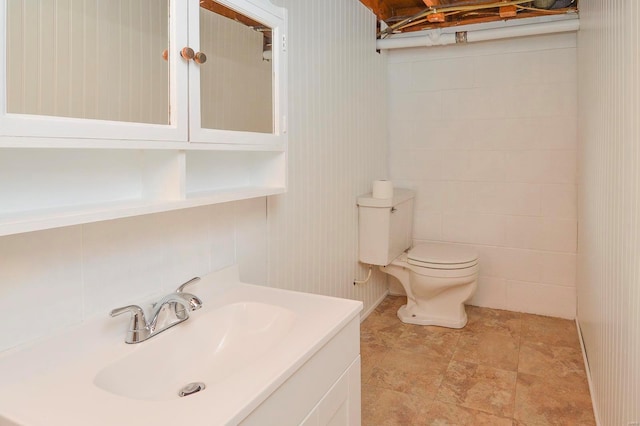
[359,0,394,21]
[393,6,427,17]
[399,9,574,32]
[199,0,266,29]
[499,5,517,17]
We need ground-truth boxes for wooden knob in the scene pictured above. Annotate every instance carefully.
[162,49,168,61]
[180,47,195,60]
[194,52,207,64]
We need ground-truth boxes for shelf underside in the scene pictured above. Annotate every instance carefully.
[0,186,285,237]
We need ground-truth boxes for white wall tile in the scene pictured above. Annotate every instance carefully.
[390,149,442,180]
[468,151,506,182]
[82,215,168,316]
[443,181,478,213]
[0,227,83,351]
[538,251,576,287]
[442,213,475,244]
[235,198,268,285]
[473,214,507,246]
[209,202,237,273]
[540,183,577,219]
[441,150,473,181]
[412,57,475,92]
[158,207,214,293]
[388,62,413,94]
[468,276,507,309]
[505,150,576,184]
[413,211,442,241]
[505,216,577,252]
[389,34,578,319]
[506,280,575,319]
[412,181,445,212]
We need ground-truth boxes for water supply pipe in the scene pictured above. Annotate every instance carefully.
[376,18,579,50]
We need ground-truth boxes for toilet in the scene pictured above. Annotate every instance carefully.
[357,188,479,328]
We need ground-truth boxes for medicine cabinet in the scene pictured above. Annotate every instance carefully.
[0,0,288,236]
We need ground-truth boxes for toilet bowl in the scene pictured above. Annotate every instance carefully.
[381,243,478,328]
[357,188,480,329]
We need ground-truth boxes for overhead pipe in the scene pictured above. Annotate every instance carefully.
[376,18,580,50]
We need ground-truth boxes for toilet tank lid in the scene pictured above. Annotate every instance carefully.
[357,188,415,208]
[408,243,479,264]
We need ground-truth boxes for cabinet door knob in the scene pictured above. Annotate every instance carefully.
[194,52,207,64]
[162,49,169,61]
[180,47,195,60]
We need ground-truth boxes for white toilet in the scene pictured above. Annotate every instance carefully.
[358,189,479,328]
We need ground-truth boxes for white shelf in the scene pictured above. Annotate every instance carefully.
[0,148,287,237]
[0,186,285,237]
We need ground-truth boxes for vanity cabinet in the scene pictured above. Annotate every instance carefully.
[240,316,362,426]
[0,0,287,236]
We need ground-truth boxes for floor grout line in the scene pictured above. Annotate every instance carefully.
[361,296,595,425]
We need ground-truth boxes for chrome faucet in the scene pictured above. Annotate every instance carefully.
[110,277,203,344]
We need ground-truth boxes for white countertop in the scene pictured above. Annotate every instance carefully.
[0,266,362,426]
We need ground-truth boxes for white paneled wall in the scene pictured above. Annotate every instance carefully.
[0,199,266,352]
[577,1,640,424]
[267,0,389,312]
[200,8,272,133]
[388,34,578,318]
[6,0,169,124]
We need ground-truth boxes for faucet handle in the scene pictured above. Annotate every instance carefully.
[110,305,150,344]
[176,277,201,293]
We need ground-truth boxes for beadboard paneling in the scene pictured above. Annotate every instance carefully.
[267,0,389,313]
[577,1,640,424]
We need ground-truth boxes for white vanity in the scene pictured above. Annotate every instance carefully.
[0,266,362,425]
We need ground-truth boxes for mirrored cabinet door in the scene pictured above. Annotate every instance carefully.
[188,0,286,145]
[0,0,188,142]
[199,0,273,134]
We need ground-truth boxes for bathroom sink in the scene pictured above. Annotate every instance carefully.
[0,266,362,425]
[94,302,296,400]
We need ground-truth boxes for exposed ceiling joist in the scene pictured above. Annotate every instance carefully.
[359,0,578,35]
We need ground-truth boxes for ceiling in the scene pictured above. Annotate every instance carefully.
[359,0,578,37]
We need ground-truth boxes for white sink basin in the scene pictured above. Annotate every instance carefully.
[94,302,296,400]
[0,266,362,426]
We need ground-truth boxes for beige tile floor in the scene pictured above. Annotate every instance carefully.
[360,296,595,426]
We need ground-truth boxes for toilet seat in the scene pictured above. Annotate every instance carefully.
[407,243,478,270]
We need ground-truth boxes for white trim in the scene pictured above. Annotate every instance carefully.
[360,289,390,323]
[576,318,601,426]
[188,0,288,146]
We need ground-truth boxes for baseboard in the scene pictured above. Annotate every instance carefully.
[575,318,601,426]
[360,289,389,323]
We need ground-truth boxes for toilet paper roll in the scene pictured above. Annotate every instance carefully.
[372,180,394,199]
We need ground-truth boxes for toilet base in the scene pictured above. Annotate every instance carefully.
[397,304,468,328]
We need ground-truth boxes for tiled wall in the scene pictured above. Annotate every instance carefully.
[577,0,640,423]
[387,33,578,318]
[0,199,267,352]
[267,0,389,313]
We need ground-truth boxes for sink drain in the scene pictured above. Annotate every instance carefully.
[178,382,206,397]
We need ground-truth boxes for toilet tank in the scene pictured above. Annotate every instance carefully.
[357,189,414,266]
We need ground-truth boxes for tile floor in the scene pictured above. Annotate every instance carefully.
[360,296,596,426]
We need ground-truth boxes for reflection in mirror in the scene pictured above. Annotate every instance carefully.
[6,0,170,125]
[199,1,273,134]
